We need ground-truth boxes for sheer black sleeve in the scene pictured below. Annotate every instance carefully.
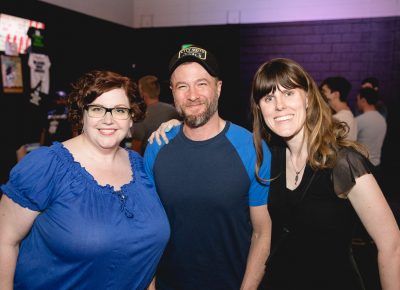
[332,147,373,196]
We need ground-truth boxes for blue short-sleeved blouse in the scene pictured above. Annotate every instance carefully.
[1,142,170,290]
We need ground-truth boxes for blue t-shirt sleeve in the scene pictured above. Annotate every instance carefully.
[144,141,158,183]
[143,125,181,183]
[1,147,61,211]
[226,124,271,206]
[248,140,271,206]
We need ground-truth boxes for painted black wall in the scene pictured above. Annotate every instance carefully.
[0,1,240,183]
[0,1,135,183]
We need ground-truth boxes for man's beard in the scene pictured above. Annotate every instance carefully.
[177,94,219,128]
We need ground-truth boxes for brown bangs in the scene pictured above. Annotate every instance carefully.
[252,58,308,103]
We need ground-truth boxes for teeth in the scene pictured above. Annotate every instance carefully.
[275,115,293,121]
[99,129,115,133]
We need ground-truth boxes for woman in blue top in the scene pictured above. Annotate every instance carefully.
[0,70,170,290]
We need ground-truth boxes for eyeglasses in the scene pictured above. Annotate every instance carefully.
[84,105,133,120]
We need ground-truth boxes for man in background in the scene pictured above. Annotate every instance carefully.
[130,75,180,155]
[360,77,388,119]
[356,87,387,171]
[352,87,388,248]
[320,76,357,140]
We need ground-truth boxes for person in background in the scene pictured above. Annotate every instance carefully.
[320,76,357,140]
[0,70,170,290]
[251,58,400,289]
[130,75,180,155]
[356,87,387,184]
[145,45,272,290]
[360,77,388,119]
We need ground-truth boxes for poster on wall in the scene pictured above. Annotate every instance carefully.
[1,55,23,93]
[0,13,45,54]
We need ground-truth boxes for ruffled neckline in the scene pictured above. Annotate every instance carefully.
[51,141,136,194]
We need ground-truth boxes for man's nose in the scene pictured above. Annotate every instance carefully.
[187,87,199,101]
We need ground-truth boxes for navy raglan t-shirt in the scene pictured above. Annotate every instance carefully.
[144,121,271,290]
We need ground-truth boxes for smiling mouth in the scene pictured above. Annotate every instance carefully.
[274,115,294,121]
[98,129,116,135]
[185,103,204,108]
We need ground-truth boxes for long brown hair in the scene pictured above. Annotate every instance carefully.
[250,58,367,181]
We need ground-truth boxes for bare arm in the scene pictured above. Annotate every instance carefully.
[240,205,271,290]
[147,277,156,290]
[348,174,400,290]
[147,119,181,145]
[0,195,40,290]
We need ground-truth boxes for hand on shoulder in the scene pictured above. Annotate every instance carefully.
[148,119,182,145]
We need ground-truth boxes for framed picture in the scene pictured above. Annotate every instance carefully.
[0,13,45,54]
[1,54,23,93]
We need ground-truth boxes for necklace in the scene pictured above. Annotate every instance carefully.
[289,154,307,185]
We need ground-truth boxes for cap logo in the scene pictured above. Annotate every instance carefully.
[178,47,207,60]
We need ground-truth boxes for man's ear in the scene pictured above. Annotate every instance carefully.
[216,80,222,97]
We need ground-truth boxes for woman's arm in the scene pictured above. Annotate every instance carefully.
[240,205,271,290]
[0,195,39,290]
[348,174,400,290]
[147,277,156,290]
[147,119,182,145]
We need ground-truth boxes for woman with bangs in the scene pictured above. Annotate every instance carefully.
[251,58,400,290]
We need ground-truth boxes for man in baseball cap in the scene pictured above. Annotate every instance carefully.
[145,44,271,290]
[168,45,220,78]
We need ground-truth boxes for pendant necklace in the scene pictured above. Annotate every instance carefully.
[289,154,307,185]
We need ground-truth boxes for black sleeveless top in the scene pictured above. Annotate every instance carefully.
[263,146,372,290]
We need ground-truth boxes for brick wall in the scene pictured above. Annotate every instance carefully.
[239,16,400,167]
[240,16,400,110]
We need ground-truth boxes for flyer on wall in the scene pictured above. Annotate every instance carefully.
[1,54,23,93]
